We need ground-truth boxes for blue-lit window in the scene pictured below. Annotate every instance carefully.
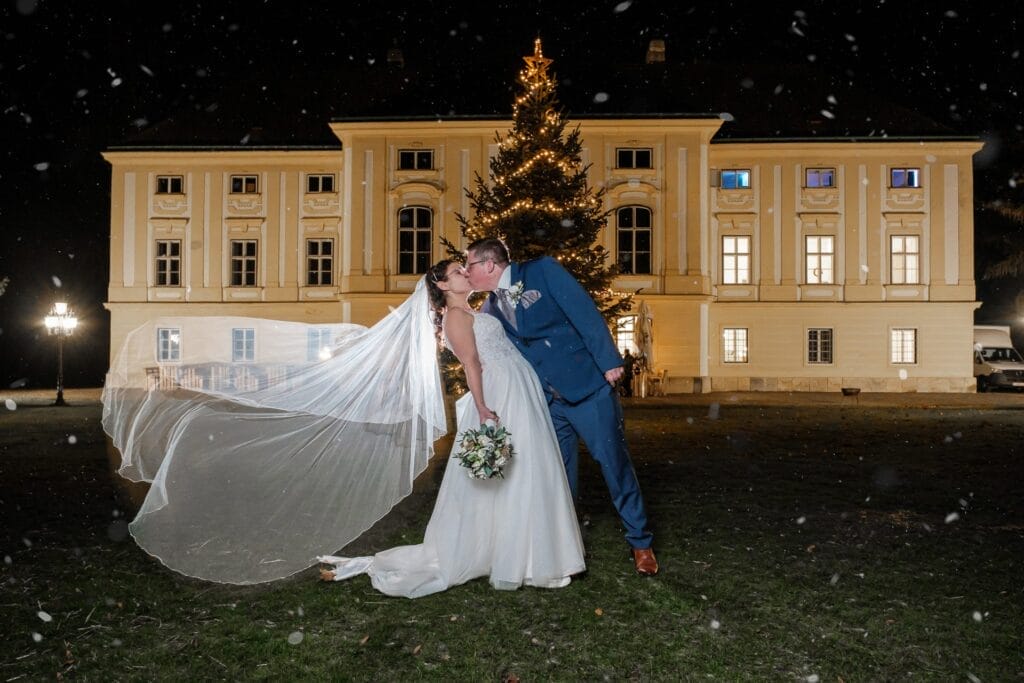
[720,169,751,189]
[232,328,255,362]
[806,168,835,188]
[890,168,920,188]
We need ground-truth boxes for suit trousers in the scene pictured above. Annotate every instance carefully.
[547,383,653,549]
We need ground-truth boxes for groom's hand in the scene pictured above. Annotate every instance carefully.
[604,367,624,384]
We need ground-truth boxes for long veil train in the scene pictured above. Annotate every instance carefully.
[101,281,446,584]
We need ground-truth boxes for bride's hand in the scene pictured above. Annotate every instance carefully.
[477,405,499,424]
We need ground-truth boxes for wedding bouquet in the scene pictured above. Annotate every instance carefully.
[454,422,515,479]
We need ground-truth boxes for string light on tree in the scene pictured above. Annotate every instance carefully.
[445,38,631,320]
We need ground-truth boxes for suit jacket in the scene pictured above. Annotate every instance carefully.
[482,256,623,404]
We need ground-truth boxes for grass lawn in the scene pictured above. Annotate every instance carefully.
[1,396,1022,681]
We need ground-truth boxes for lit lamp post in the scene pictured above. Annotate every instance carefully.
[44,302,78,406]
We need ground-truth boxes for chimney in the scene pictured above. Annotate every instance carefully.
[645,39,666,64]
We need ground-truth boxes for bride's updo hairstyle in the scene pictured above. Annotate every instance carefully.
[425,259,455,332]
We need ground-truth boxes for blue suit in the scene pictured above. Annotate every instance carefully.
[482,257,653,549]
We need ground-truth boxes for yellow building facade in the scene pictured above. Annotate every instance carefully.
[104,117,982,393]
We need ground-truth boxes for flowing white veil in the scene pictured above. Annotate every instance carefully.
[101,280,446,584]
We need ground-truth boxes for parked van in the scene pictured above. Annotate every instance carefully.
[973,325,1024,392]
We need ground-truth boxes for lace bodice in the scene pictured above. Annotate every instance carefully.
[445,312,519,366]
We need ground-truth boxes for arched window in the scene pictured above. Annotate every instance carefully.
[398,206,432,274]
[617,206,652,274]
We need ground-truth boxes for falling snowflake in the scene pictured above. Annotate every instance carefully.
[68,435,77,444]
[593,92,609,103]
[139,64,154,76]
[52,275,62,287]
[287,631,304,645]
[34,162,49,171]
[31,632,43,643]
[709,619,721,630]
[613,0,632,12]
[972,611,983,622]
[945,512,960,524]
[796,516,806,525]
[37,611,53,623]
[820,110,835,119]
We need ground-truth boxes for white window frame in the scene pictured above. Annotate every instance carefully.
[807,328,833,364]
[306,239,333,286]
[397,206,432,275]
[230,240,258,287]
[890,168,920,188]
[306,174,335,193]
[156,327,181,363]
[805,235,834,284]
[155,175,183,194]
[307,328,333,362]
[616,148,653,169]
[155,240,181,287]
[891,328,917,364]
[722,235,751,284]
[230,175,259,194]
[720,169,751,190]
[231,328,255,363]
[397,150,434,170]
[890,235,920,284]
[805,168,835,188]
[616,206,652,275]
[615,315,637,355]
[722,327,749,364]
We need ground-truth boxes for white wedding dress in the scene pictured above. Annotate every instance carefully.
[319,312,585,598]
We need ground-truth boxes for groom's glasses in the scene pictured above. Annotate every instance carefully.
[463,258,490,271]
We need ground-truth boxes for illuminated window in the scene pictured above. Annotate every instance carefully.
[155,240,181,287]
[808,328,833,364]
[720,169,751,189]
[723,328,748,363]
[890,235,920,284]
[156,328,181,362]
[805,235,834,284]
[805,168,835,188]
[615,315,636,355]
[722,235,751,284]
[307,329,333,362]
[891,328,917,364]
[890,168,920,188]
[616,206,652,274]
[398,206,432,274]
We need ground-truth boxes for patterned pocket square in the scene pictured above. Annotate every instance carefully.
[520,290,542,309]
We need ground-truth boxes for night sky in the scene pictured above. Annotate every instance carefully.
[1,0,1021,388]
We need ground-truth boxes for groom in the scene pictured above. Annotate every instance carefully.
[463,238,658,576]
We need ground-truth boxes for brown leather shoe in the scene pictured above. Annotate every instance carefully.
[632,548,659,576]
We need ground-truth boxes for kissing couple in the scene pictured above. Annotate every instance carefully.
[103,238,656,596]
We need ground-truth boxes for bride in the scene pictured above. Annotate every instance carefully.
[318,259,584,597]
[102,258,583,594]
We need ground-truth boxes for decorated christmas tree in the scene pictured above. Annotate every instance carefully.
[445,38,632,320]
